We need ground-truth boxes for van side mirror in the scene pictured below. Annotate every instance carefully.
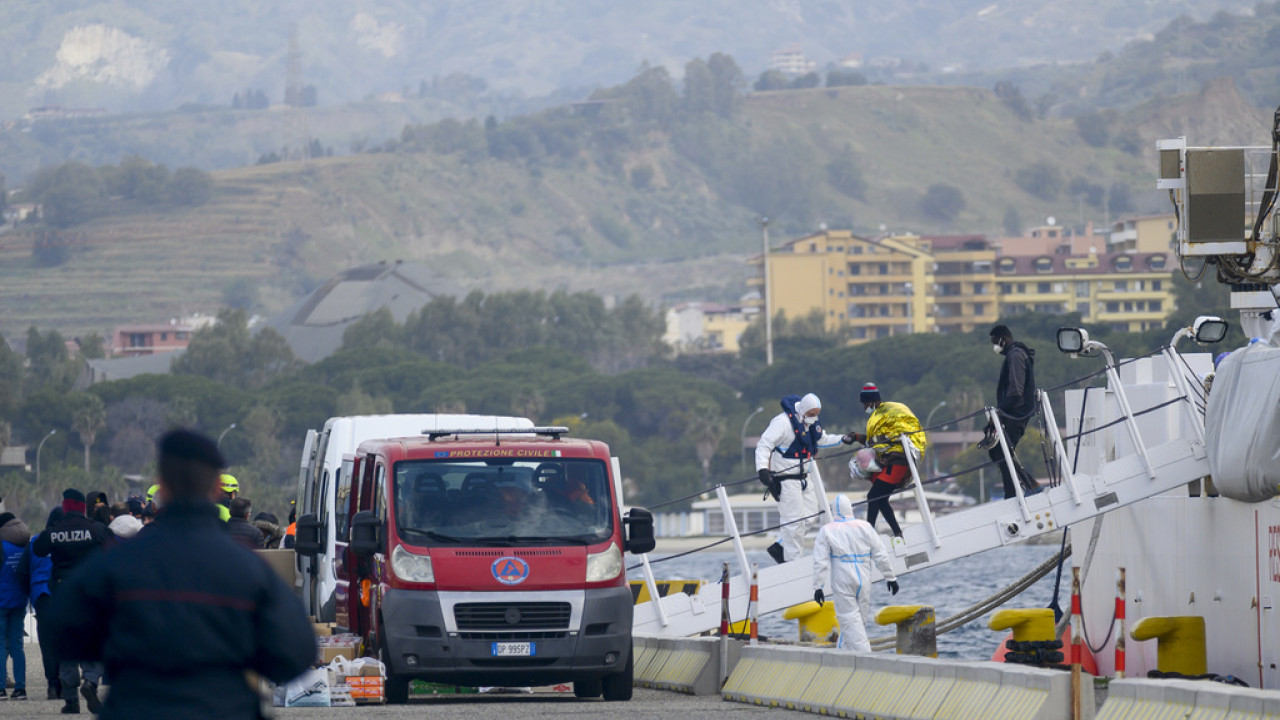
[295,514,323,557]
[349,511,382,557]
[624,507,656,554]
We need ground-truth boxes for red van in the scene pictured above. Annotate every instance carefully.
[298,427,654,702]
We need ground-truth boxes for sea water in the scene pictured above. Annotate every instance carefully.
[629,543,1065,659]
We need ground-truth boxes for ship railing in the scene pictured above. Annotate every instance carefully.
[630,345,1208,632]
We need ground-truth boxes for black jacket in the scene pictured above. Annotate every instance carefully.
[226,516,265,549]
[996,341,1038,421]
[31,510,113,585]
[47,499,315,720]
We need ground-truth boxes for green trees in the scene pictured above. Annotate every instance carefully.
[172,308,301,389]
[69,393,105,473]
[351,289,667,373]
[922,183,966,223]
[28,162,105,228]
[1016,162,1064,201]
[1074,111,1111,148]
[24,157,215,231]
[826,145,867,200]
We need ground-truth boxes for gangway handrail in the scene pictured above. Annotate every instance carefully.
[900,432,941,548]
[632,347,1213,639]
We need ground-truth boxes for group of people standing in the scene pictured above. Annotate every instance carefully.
[0,439,302,714]
[756,324,1041,651]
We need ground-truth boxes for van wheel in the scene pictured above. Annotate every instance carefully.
[379,620,410,704]
[385,673,410,704]
[573,678,602,698]
[600,648,633,702]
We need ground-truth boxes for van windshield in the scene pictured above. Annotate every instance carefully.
[393,458,613,546]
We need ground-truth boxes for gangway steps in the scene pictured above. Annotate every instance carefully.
[633,434,1209,637]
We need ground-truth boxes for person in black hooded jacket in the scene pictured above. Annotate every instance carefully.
[987,325,1041,498]
[47,429,314,720]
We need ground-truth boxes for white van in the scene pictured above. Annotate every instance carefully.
[294,414,533,621]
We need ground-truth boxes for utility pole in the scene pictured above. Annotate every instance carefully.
[761,216,773,366]
[285,24,311,163]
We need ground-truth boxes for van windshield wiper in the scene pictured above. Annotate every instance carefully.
[422,530,463,543]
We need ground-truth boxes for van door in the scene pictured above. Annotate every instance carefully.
[349,454,382,640]
[333,454,362,630]
[295,429,318,597]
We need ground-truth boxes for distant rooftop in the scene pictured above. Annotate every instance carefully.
[263,261,465,363]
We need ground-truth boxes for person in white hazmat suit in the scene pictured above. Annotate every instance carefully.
[755,393,856,564]
[812,494,900,652]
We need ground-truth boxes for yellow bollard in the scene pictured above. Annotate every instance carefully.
[1130,616,1207,676]
[783,601,839,643]
[876,605,937,657]
[989,608,1057,642]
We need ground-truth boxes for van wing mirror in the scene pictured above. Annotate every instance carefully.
[349,510,382,557]
[624,507,656,554]
[294,513,324,557]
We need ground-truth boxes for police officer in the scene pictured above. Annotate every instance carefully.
[47,430,315,719]
[32,489,112,714]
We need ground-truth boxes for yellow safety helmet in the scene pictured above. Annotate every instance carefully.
[220,474,239,493]
[146,484,161,503]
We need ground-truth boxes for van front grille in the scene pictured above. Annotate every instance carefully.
[453,602,572,630]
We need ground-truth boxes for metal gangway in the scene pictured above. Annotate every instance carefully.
[632,343,1214,637]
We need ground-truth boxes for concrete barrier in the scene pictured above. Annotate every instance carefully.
[893,657,955,720]
[721,644,1095,720]
[935,662,1003,720]
[1096,677,1280,720]
[798,649,856,715]
[634,635,737,696]
[722,643,818,706]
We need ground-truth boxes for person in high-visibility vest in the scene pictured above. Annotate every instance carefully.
[215,474,238,522]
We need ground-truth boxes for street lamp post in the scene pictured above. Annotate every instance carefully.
[217,422,238,451]
[35,429,56,486]
[740,406,765,476]
[924,401,947,478]
[761,216,773,367]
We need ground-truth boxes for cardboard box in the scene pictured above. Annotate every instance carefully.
[313,623,333,637]
[256,549,297,587]
[318,644,358,665]
[347,677,384,703]
[359,664,383,677]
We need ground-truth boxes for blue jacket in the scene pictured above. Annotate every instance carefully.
[19,533,55,604]
[49,499,315,720]
[0,518,32,609]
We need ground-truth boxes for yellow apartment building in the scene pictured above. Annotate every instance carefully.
[743,224,1177,343]
[745,230,998,343]
[1109,214,1177,253]
[995,251,1175,332]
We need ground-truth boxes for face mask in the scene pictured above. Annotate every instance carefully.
[803,414,818,426]
[865,406,874,415]
[993,343,1003,354]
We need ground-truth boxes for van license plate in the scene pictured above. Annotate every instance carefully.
[491,642,534,657]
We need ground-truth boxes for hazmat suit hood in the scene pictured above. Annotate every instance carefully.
[831,494,855,521]
[794,393,822,419]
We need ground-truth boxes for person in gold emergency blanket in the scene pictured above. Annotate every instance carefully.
[845,383,927,540]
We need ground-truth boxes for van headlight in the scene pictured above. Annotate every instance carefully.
[585,544,622,582]
[392,545,434,583]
